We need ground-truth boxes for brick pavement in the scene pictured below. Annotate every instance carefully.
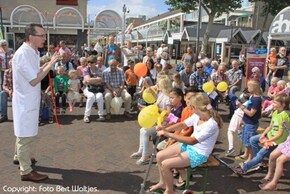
[0,101,289,194]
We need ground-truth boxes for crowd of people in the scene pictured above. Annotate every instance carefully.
[0,23,290,193]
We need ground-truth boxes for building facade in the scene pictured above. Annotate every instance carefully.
[0,0,87,52]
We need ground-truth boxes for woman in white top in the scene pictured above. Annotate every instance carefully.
[149,92,223,194]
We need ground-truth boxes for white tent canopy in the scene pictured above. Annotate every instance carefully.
[268,6,290,50]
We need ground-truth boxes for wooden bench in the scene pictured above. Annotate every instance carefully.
[185,155,220,194]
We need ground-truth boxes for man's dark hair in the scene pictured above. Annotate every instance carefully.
[185,86,199,95]
[25,23,43,41]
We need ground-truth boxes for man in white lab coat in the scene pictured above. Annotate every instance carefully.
[12,23,59,182]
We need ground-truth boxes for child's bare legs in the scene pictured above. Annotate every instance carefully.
[177,168,186,184]
[261,149,290,190]
[272,69,277,78]
[71,99,76,109]
[149,144,181,191]
[68,100,73,112]
[244,146,253,163]
[161,152,190,194]
[266,71,273,83]
[264,148,281,180]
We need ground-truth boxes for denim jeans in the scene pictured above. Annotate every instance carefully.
[243,134,276,171]
[228,93,237,117]
[0,91,7,117]
[241,123,258,147]
[0,71,4,91]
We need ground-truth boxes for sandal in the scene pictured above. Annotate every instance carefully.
[175,181,186,189]
[260,178,271,184]
[48,117,53,124]
[130,152,141,159]
[233,167,247,175]
[136,158,150,165]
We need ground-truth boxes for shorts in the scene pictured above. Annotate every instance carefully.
[180,143,207,168]
[241,123,258,147]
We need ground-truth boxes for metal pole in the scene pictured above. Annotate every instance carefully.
[229,20,234,64]
[0,7,4,39]
[139,137,160,194]
[195,0,202,62]
[122,4,126,45]
[45,11,50,49]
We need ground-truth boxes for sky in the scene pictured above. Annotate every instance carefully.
[87,0,170,22]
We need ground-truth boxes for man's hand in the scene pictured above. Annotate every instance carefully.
[50,52,60,65]
[8,91,13,98]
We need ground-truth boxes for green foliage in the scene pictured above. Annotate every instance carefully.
[165,0,242,17]
[249,0,290,16]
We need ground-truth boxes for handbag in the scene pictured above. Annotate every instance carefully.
[88,84,105,93]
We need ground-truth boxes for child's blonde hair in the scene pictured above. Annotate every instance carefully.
[68,69,77,78]
[277,80,287,88]
[270,47,277,53]
[273,93,290,110]
[173,73,182,85]
[190,92,223,129]
[271,77,279,84]
[248,80,262,95]
[157,77,172,95]
[57,66,65,74]
[79,57,87,64]
[156,71,169,82]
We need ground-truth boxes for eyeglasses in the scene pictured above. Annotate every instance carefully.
[252,71,257,74]
[196,66,203,69]
[32,34,46,38]
[88,61,95,64]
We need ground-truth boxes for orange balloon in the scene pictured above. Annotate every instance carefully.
[134,63,147,77]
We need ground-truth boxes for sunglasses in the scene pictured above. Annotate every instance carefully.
[88,61,95,64]
[196,66,203,69]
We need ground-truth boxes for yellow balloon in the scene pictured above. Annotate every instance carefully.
[138,105,158,128]
[202,82,214,93]
[142,88,156,104]
[157,110,167,126]
[217,81,228,92]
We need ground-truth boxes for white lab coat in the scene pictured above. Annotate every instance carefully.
[12,42,40,137]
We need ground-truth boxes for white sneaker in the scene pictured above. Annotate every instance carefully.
[96,116,105,121]
[83,116,90,123]
[225,148,235,156]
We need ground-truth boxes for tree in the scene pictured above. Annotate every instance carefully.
[249,0,290,47]
[165,0,242,53]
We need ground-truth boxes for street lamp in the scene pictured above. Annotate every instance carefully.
[44,11,50,47]
[229,20,235,62]
[195,0,202,62]
[122,4,129,45]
